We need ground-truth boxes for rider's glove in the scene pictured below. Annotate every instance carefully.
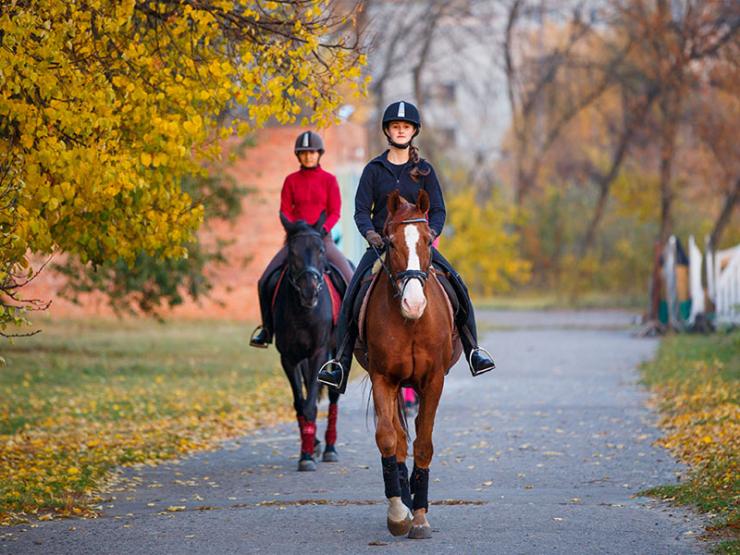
[365,230,384,249]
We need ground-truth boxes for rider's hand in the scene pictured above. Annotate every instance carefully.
[365,230,384,249]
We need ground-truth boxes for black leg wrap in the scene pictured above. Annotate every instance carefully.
[381,456,402,499]
[410,465,430,512]
[397,461,412,509]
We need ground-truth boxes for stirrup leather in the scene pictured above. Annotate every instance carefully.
[318,359,345,388]
[469,347,495,376]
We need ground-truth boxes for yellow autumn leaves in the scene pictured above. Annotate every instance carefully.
[643,332,739,536]
[0,319,296,525]
[0,0,366,328]
[443,188,531,296]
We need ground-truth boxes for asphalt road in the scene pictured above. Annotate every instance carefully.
[2,310,707,554]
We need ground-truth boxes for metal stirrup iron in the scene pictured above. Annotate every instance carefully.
[469,346,495,376]
[318,359,344,388]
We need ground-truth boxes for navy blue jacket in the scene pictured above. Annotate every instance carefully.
[354,151,446,237]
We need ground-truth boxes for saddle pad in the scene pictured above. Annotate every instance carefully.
[357,270,382,343]
[354,268,462,374]
[270,266,288,312]
[323,274,341,326]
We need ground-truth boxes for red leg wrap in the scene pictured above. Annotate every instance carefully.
[325,403,338,446]
[300,421,317,455]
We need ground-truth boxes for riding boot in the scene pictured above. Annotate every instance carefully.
[249,270,276,348]
[441,260,496,376]
[459,321,495,376]
[319,247,378,393]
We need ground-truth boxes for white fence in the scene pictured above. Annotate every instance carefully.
[708,241,740,325]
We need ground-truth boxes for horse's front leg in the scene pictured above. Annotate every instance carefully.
[371,373,412,537]
[280,354,311,471]
[298,349,327,470]
[392,402,412,510]
[408,373,444,539]
[322,385,340,462]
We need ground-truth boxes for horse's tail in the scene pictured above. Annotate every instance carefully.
[396,388,410,439]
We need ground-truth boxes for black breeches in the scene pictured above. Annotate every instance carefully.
[431,248,478,347]
[335,247,379,344]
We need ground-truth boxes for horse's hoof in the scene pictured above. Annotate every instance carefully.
[407,524,432,539]
[322,446,339,463]
[298,455,317,472]
[387,514,413,537]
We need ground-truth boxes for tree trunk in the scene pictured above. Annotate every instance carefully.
[708,177,740,249]
[579,88,659,256]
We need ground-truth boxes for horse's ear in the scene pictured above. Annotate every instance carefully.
[280,212,295,233]
[313,211,327,234]
[417,190,430,214]
[387,189,402,216]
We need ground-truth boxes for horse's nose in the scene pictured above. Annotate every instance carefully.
[402,295,427,319]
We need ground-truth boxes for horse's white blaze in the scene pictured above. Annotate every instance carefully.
[387,496,411,522]
[401,224,427,319]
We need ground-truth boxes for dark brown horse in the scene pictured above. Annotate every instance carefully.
[274,212,342,471]
[364,190,456,539]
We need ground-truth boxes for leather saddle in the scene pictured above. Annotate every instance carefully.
[352,256,462,373]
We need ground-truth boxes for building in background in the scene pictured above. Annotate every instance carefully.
[362,1,511,168]
[26,122,367,320]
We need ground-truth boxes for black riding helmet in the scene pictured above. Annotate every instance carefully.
[294,130,325,155]
[382,101,421,149]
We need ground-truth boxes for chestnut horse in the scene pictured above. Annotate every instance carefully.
[365,190,455,539]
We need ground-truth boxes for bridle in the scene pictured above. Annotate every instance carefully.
[287,230,325,295]
[372,217,430,298]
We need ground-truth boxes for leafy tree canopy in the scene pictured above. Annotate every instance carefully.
[0,0,366,332]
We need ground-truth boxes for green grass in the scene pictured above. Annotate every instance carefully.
[475,291,645,311]
[640,330,740,552]
[0,317,295,523]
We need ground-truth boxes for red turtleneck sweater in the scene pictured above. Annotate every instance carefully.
[280,165,341,232]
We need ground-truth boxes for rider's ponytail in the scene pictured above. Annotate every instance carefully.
[408,143,431,183]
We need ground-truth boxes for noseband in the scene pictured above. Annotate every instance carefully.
[376,217,430,298]
[287,231,325,294]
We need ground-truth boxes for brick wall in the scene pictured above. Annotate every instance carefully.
[26,122,367,321]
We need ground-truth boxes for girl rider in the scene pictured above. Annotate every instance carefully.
[250,131,353,348]
[318,101,495,392]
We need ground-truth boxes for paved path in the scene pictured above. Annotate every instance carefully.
[3,310,707,554]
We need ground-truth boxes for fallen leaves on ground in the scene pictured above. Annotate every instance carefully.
[641,332,739,544]
[0,376,293,525]
[0,320,296,525]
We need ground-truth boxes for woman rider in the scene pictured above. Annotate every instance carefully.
[250,131,353,348]
[318,101,495,392]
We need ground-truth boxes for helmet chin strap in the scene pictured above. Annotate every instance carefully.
[384,128,418,150]
[387,139,411,149]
